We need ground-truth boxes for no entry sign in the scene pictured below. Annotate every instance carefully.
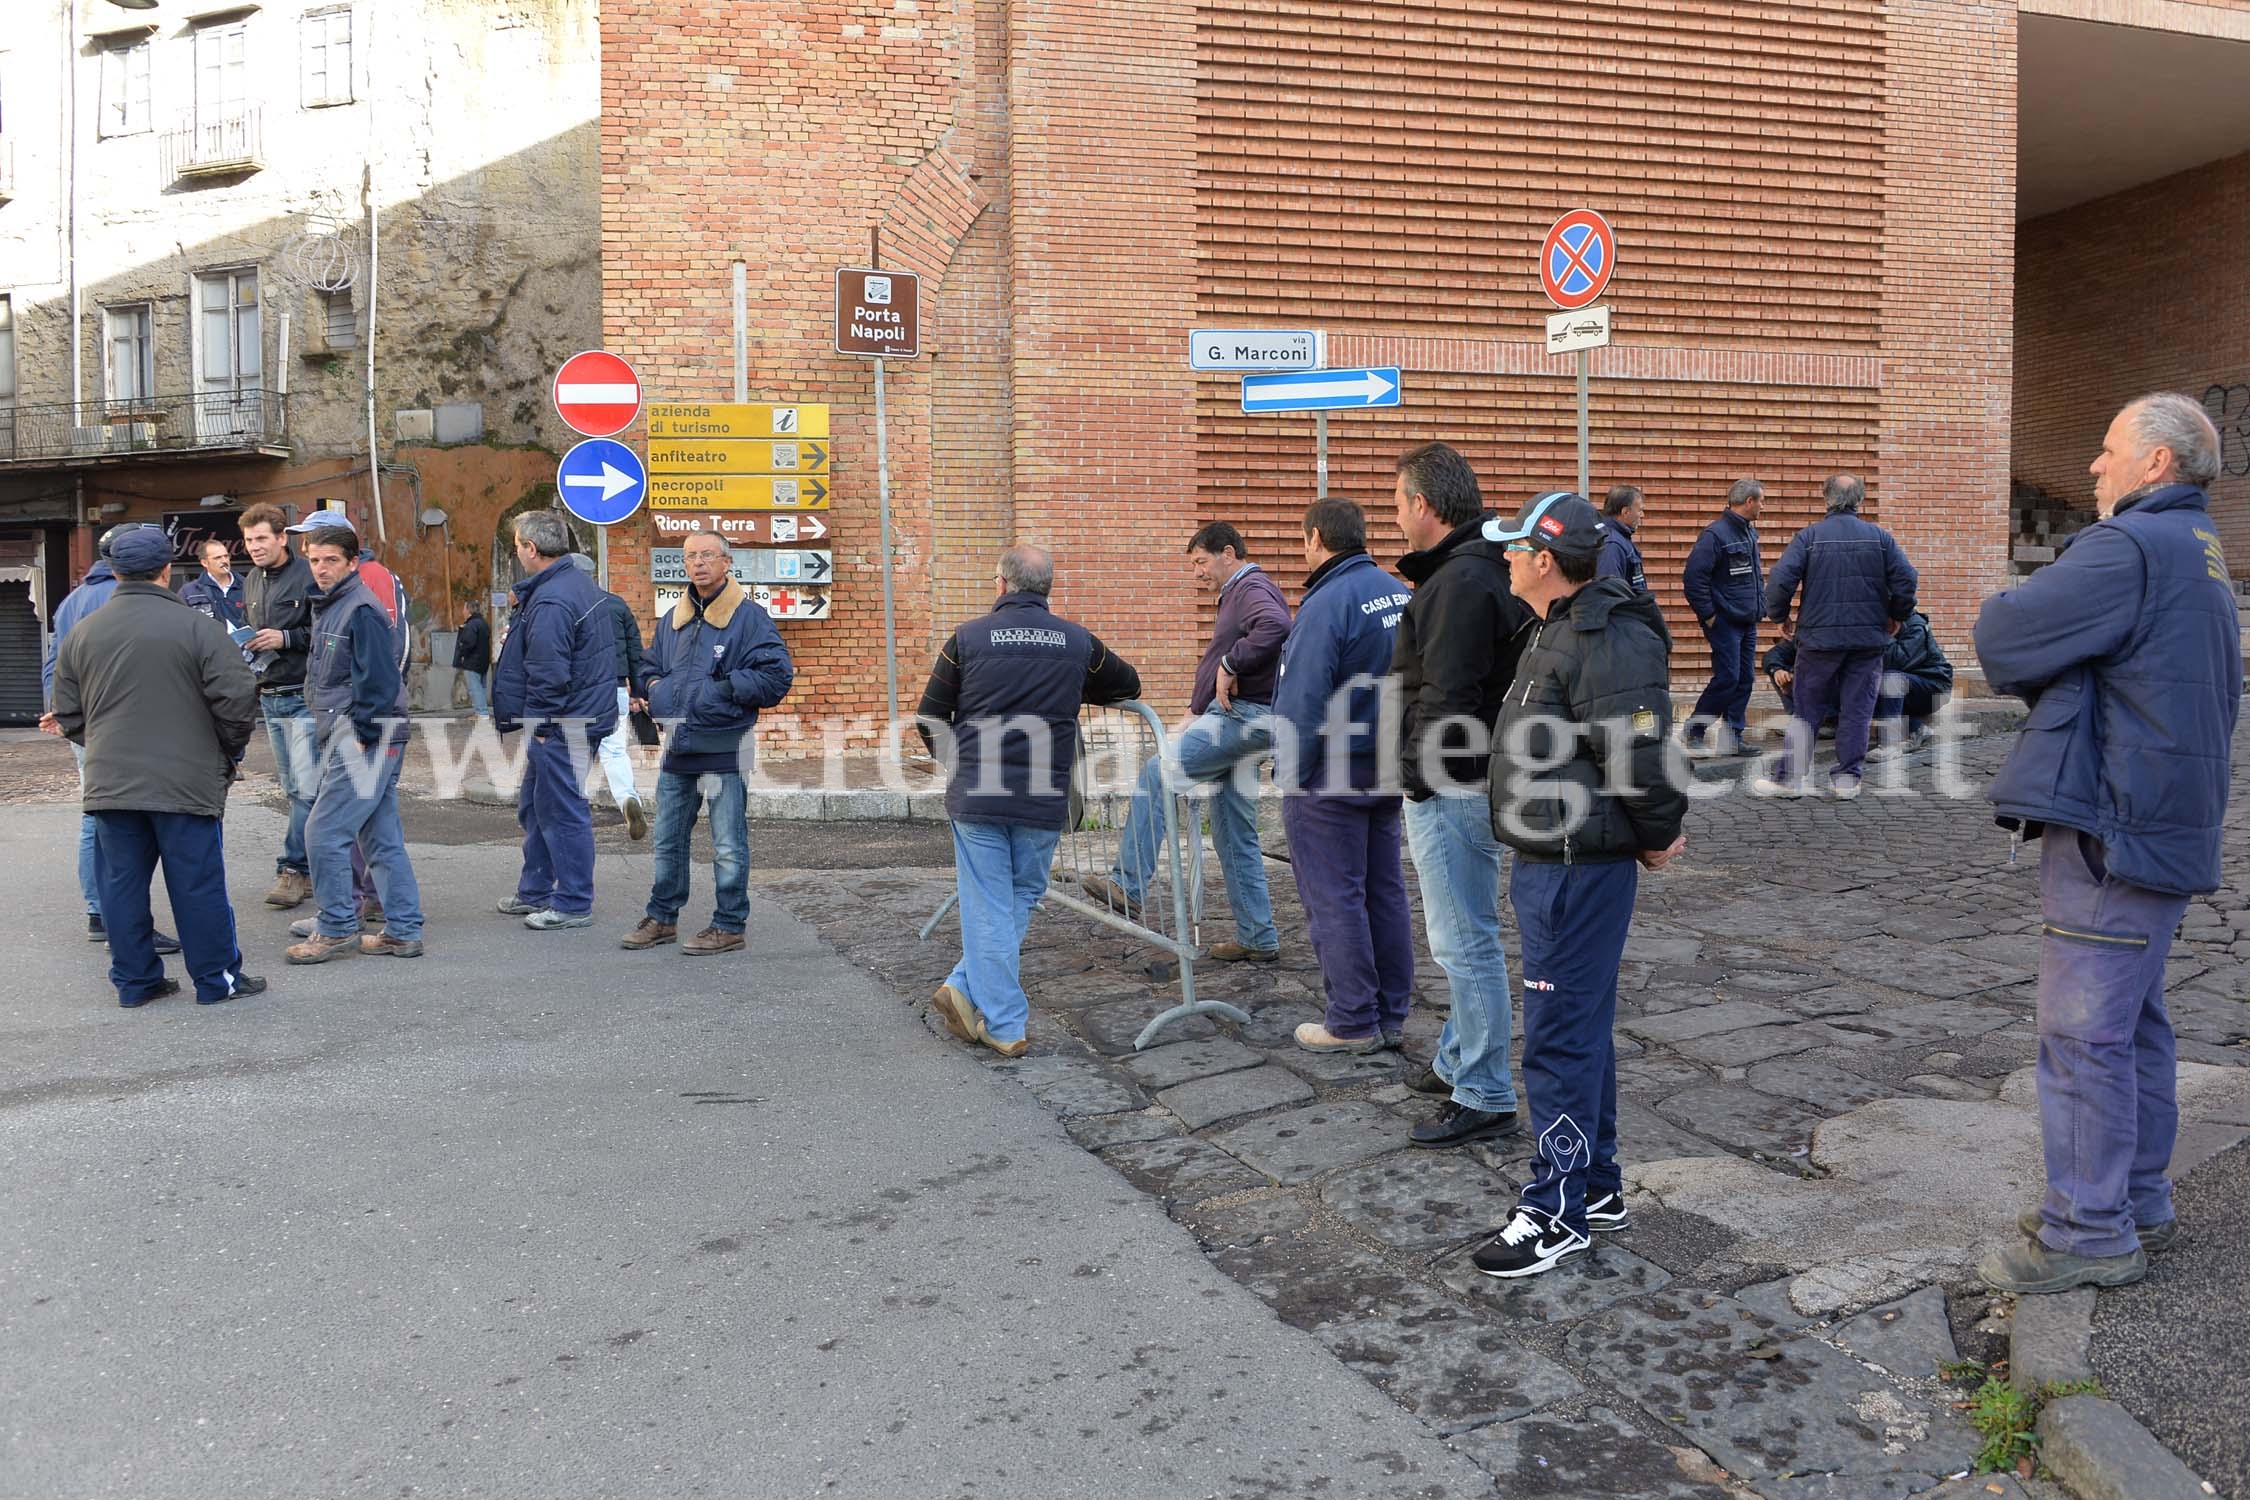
[552,350,642,437]
[1540,210,1616,311]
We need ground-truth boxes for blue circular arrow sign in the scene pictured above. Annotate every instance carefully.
[556,438,647,526]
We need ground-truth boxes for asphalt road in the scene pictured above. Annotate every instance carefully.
[0,798,1490,1499]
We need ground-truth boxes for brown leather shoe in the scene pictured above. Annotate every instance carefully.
[1208,941,1279,963]
[1076,873,1140,919]
[285,932,359,964]
[929,983,1028,1058]
[359,934,424,958]
[264,870,313,909]
[620,918,677,950]
[681,926,745,956]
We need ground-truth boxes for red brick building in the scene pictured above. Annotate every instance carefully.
[600,0,2250,739]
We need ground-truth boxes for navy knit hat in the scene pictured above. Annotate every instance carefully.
[107,527,174,575]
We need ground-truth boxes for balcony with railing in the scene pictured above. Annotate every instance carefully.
[161,108,263,180]
[0,388,289,469]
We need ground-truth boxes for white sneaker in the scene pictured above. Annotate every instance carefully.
[1829,774,1863,800]
[1472,1206,1590,1278]
[1750,776,1806,798]
[524,908,592,930]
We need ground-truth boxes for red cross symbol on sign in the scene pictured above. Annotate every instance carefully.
[769,590,797,613]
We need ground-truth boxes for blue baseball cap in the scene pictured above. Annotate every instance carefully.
[1482,491,1607,560]
[285,508,355,534]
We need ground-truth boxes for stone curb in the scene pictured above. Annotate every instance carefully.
[2009,1287,2095,1393]
[2035,1393,2214,1500]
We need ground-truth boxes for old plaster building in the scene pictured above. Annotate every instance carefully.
[0,0,599,721]
[600,0,2250,730]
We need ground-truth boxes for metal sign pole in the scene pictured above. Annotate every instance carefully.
[875,354,899,724]
[1316,410,1329,499]
[1576,349,1591,498]
[732,261,748,403]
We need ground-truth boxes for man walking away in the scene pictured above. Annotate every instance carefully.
[1755,474,1918,799]
[239,503,321,909]
[1475,492,1686,1278]
[1388,443,1535,1143]
[1080,520,1289,962]
[284,521,426,964]
[1974,393,2239,1296]
[1596,484,1650,596]
[454,601,492,716]
[40,533,175,953]
[1273,499,1415,1055]
[1679,479,1764,756]
[916,545,1141,1058]
[493,511,619,930]
[622,529,794,956]
[182,538,246,628]
[569,552,652,840]
[51,528,264,1007]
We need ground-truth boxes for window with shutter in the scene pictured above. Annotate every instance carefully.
[301,9,354,109]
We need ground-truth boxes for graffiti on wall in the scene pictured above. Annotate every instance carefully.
[2202,383,2250,478]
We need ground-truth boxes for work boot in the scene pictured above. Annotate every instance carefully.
[360,934,424,958]
[285,932,359,965]
[682,927,745,956]
[1406,1065,1451,1097]
[1410,1101,1521,1149]
[1207,941,1279,963]
[620,918,677,950]
[2017,1207,2177,1254]
[1293,1021,1381,1055]
[1077,873,1140,919]
[264,870,313,909]
[1978,1235,2146,1294]
[624,795,649,841]
[361,894,385,928]
[928,984,1028,1058]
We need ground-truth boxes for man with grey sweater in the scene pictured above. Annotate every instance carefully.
[1081,522,1291,961]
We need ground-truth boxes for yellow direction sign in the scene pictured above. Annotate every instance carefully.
[646,438,830,475]
[646,474,832,509]
[645,403,830,439]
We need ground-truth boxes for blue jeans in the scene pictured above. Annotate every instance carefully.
[260,690,317,875]
[516,731,598,916]
[646,771,749,932]
[2033,829,2188,1258]
[93,809,243,1004]
[1111,703,1278,952]
[946,819,1063,1045]
[1404,792,1517,1112]
[307,740,423,940]
[1512,857,1638,1236]
[1281,792,1414,1040]
[1776,646,1885,782]
[462,670,490,716]
[1689,617,1757,742]
[71,744,100,914]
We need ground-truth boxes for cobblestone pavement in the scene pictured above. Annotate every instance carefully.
[764,733,2250,1499]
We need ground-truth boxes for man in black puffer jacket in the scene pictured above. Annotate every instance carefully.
[1471,491,1686,1282]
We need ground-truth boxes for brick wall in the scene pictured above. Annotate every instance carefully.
[2015,149,2250,575]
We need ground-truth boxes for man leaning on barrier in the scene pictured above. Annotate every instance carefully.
[1274,498,1416,1056]
[918,544,1142,1059]
[1974,393,2240,1297]
[1388,443,1537,1147]
[1079,521,1290,963]
[1472,491,1686,1280]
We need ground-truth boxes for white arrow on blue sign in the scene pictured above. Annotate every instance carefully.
[1240,366,1401,414]
[557,438,647,526]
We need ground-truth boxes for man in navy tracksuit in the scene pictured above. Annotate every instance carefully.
[1679,478,1764,753]
[1474,492,1686,1279]
[1757,474,1918,797]
[492,510,619,930]
[916,545,1142,1057]
[1596,484,1650,596]
[1272,499,1415,1054]
[1975,394,2240,1296]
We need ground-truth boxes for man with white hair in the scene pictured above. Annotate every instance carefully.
[1975,392,2241,1295]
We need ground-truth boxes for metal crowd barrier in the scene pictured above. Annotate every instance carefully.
[919,700,1249,1050]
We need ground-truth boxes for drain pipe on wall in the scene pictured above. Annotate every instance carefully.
[361,3,385,543]
[64,0,81,423]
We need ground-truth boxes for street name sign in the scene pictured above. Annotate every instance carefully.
[556,438,646,526]
[648,509,830,544]
[646,439,829,475]
[1190,329,1325,372]
[835,268,921,358]
[645,402,829,439]
[1546,304,1612,354]
[1240,367,1400,414]
[552,351,641,437]
[652,548,833,586]
[1541,209,1616,311]
[655,583,832,620]
[646,475,831,509]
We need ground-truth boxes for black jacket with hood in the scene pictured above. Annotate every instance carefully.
[1390,516,1536,800]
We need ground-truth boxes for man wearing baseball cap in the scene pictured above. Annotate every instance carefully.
[1471,491,1686,1279]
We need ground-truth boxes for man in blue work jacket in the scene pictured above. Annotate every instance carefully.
[1680,478,1764,755]
[1974,393,2240,1296]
